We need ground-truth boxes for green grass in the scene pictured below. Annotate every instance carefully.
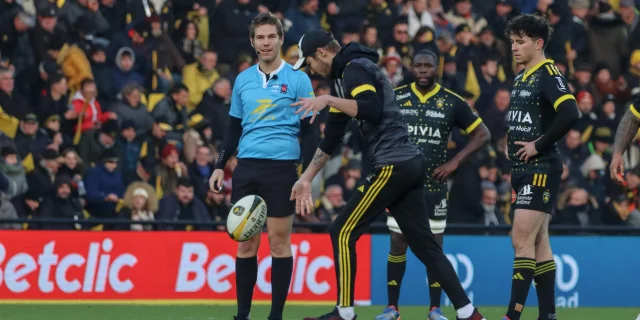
[0,304,637,320]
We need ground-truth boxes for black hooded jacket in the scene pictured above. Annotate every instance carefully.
[320,42,421,170]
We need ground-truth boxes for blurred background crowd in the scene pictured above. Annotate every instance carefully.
[0,0,639,232]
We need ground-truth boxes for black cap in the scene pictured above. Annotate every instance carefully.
[42,148,60,160]
[23,113,38,123]
[293,29,336,71]
[38,3,58,17]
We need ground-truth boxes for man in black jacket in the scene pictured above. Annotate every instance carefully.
[289,30,485,320]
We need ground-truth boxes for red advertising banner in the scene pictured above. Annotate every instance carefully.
[0,231,371,304]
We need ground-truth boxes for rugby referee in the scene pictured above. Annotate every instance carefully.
[289,30,486,320]
[208,13,318,320]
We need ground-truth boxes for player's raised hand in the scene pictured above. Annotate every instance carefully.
[291,95,330,124]
[610,153,626,184]
[514,140,539,162]
[290,179,314,216]
[209,169,224,193]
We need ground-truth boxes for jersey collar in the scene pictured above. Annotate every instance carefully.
[411,83,441,104]
[256,59,286,88]
[522,59,554,82]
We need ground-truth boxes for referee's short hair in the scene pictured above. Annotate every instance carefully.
[505,14,553,49]
[250,12,284,39]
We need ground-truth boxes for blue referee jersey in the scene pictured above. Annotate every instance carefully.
[230,60,315,160]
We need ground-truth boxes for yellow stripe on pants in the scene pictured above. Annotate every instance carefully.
[338,165,393,306]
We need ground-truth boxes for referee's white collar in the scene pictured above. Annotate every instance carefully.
[256,59,286,88]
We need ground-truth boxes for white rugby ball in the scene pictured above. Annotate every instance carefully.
[227,195,267,242]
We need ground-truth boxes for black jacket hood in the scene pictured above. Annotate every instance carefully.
[330,42,380,80]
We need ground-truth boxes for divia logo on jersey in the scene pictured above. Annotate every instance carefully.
[507,110,533,133]
[442,253,475,307]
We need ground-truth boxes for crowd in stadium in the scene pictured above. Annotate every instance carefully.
[0,0,638,231]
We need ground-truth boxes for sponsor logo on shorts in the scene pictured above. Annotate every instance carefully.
[434,198,447,217]
[543,189,550,203]
[516,184,533,205]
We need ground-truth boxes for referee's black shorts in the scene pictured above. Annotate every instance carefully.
[231,158,298,218]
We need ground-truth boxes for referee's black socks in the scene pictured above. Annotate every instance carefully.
[534,260,557,319]
[235,256,258,319]
[506,257,536,320]
[268,256,293,320]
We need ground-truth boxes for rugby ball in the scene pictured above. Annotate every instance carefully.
[227,195,268,242]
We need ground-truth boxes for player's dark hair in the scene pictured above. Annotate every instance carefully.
[249,12,284,40]
[413,49,438,65]
[505,14,553,49]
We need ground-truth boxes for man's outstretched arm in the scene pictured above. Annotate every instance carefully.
[613,108,640,155]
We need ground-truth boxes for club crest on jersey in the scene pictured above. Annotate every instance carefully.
[280,84,288,94]
[543,189,550,203]
[436,98,445,108]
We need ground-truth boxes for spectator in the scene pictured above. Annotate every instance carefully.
[193,78,231,143]
[580,154,607,206]
[71,78,117,137]
[0,9,35,75]
[47,33,94,91]
[107,22,152,77]
[620,0,640,51]
[42,113,73,154]
[284,0,321,49]
[446,0,488,34]
[148,14,185,93]
[316,184,345,222]
[89,44,115,104]
[0,67,29,120]
[482,87,510,145]
[325,159,362,201]
[588,2,629,79]
[204,189,230,231]
[0,146,28,200]
[407,0,435,38]
[112,48,145,95]
[381,53,406,88]
[151,83,189,138]
[111,83,153,136]
[559,129,590,178]
[137,117,172,183]
[38,74,72,134]
[156,144,189,198]
[22,149,60,216]
[554,187,601,226]
[210,0,257,66]
[0,194,19,230]
[58,149,85,183]
[13,113,51,160]
[176,21,204,65]
[118,120,142,186]
[182,50,219,109]
[384,18,414,64]
[50,174,85,230]
[84,149,125,218]
[116,182,158,231]
[485,0,518,44]
[157,177,212,231]
[188,145,213,200]
[30,2,61,64]
[77,119,119,166]
[480,181,504,226]
[360,25,383,58]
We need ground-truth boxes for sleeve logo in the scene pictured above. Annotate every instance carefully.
[556,77,567,92]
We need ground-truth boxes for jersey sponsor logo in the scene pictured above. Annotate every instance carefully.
[507,110,532,124]
[556,77,567,92]
[249,99,277,122]
[400,109,419,116]
[519,90,532,98]
[516,184,533,205]
[396,92,411,100]
[401,100,413,107]
[280,84,288,94]
[425,110,446,119]
[434,198,447,217]
[408,125,441,138]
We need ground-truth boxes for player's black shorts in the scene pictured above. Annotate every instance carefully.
[511,171,561,214]
[231,158,298,218]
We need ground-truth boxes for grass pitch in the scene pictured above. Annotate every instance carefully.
[0,303,636,320]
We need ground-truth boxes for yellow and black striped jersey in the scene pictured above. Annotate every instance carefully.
[507,59,576,174]
[395,82,482,191]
